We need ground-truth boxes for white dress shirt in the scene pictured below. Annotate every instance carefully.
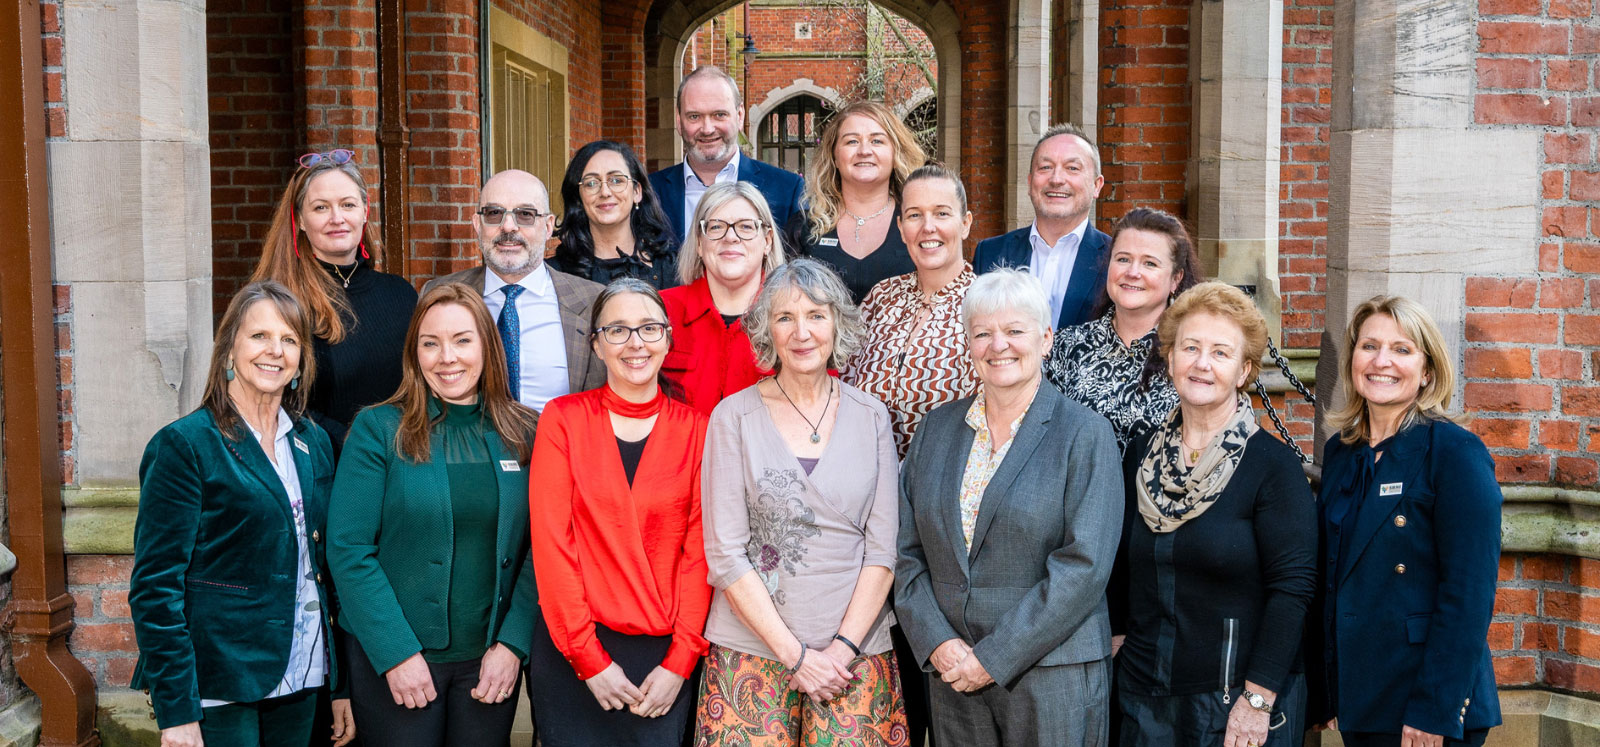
[482,262,569,411]
[683,151,742,233]
[202,409,325,707]
[1028,217,1090,326]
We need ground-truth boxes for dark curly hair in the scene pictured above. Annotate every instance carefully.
[552,140,678,277]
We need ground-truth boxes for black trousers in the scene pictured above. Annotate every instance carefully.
[200,686,320,746]
[527,613,692,747]
[346,638,521,747]
[1118,672,1306,747]
[892,623,933,747]
[1340,729,1490,747]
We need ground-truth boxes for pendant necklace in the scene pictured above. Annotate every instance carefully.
[331,262,356,289]
[775,376,834,444]
[842,202,893,243]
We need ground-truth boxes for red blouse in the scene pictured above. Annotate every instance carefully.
[660,277,769,415]
[528,386,713,680]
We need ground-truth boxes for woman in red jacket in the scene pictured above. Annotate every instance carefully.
[660,181,788,414]
[528,277,714,746]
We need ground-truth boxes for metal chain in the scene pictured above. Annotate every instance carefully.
[1256,337,1316,463]
[1267,336,1316,404]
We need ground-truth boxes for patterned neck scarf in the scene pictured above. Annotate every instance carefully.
[1136,393,1259,533]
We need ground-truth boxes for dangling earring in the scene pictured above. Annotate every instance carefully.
[225,359,236,381]
[290,373,300,390]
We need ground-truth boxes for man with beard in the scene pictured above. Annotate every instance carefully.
[427,169,605,411]
[972,123,1111,330]
[648,65,805,241]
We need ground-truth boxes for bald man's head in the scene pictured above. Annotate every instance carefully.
[473,169,553,281]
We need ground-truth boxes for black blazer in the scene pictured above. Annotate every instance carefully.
[1307,418,1502,738]
[971,224,1111,330]
[648,155,806,241]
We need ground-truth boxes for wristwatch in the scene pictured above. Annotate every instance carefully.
[1242,689,1272,713]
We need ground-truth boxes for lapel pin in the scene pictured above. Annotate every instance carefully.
[499,459,521,472]
[1379,482,1402,496]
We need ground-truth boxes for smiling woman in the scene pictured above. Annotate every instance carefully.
[549,141,681,290]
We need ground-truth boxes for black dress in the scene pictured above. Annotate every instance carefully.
[548,249,680,290]
[787,211,915,304]
[308,259,417,450]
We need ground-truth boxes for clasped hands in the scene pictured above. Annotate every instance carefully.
[931,638,993,692]
[584,661,686,718]
[385,642,520,710]
[781,639,859,704]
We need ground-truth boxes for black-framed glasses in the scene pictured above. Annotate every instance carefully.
[700,218,766,242]
[477,205,548,227]
[298,149,354,169]
[595,322,668,345]
[579,174,633,194]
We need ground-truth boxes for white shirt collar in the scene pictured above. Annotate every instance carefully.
[684,150,741,188]
[1027,217,1089,255]
[483,261,553,298]
[242,408,293,444]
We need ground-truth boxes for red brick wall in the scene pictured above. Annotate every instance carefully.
[66,556,136,688]
[1096,0,1191,229]
[207,0,299,308]
[1279,0,1332,351]
[955,0,1007,244]
[402,0,483,280]
[1465,1,1600,487]
[1492,553,1600,692]
[41,0,64,137]
[302,0,382,240]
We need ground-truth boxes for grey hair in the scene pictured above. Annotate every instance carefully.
[744,258,865,372]
[677,181,787,285]
[1030,122,1101,177]
[677,66,742,112]
[962,268,1053,334]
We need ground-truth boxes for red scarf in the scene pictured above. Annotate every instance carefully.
[601,382,666,418]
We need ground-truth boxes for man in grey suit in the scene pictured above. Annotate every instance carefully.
[426,169,605,411]
[895,268,1123,746]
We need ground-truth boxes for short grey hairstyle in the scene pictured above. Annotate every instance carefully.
[744,258,865,372]
[962,268,1053,334]
[677,66,742,112]
[678,181,787,285]
[1030,122,1101,177]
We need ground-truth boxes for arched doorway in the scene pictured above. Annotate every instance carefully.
[756,93,828,176]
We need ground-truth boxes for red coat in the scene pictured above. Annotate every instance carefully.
[660,277,768,415]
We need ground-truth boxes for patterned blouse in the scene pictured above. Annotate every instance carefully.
[842,266,980,460]
[1043,310,1178,453]
[957,389,1032,550]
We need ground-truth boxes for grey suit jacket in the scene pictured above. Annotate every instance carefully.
[423,264,606,397]
[894,382,1123,688]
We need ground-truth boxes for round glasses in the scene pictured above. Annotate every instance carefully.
[476,205,549,227]
[579,174,633,194]
[700,219,766,242]
[298,149,354,169]
[596,323,668,345]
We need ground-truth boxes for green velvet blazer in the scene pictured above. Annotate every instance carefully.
[327,402,539,676]
[129,408,339,729]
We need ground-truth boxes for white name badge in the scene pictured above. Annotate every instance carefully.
[1380,482,1403,496]
[499,460,521,472]
[818,237,840,247]
[293,437,309,454]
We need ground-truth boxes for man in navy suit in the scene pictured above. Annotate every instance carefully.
[648,66,805,242]
[971,123,1110,331]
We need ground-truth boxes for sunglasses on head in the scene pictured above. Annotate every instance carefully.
[298,149,355,169]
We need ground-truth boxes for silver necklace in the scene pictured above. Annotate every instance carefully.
[842,202,893,243]
[775,376,834,444]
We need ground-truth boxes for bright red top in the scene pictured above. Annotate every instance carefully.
[660,277,769,415]
[528,386,713,680]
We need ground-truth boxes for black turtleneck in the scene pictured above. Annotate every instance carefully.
[309,259,418,451]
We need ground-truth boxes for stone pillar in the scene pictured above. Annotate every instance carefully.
[50,0,213,485]
[1318,0,1540,449]
[1007,0,1052,228]
[1054,0,1098,144]
[1188,0,1284,339]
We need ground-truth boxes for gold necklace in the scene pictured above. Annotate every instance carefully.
[330,262,356,288]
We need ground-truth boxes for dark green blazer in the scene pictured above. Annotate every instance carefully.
[328,402,539,675]
[129,408,339,729]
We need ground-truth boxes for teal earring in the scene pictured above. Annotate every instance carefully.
[290,373,300,390]
[224,359,235,381]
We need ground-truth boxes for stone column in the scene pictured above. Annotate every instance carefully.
[1188,0,1284,339]
[1318,0,1539,449]
[1007,0,1052,228]
[51,0,213,487]
[1055,0,1099,144]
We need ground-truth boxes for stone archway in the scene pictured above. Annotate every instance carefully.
[747,78,845,145]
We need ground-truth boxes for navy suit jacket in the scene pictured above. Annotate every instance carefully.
[971,223,1111,331]
[648,155,806,241]
[1307,418,1502,739]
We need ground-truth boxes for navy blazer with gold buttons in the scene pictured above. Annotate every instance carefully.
[130,408,340,729]
[1308,417,1502,738]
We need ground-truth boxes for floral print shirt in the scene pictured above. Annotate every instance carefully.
[958,390,1032,550]
[1043,310,1178,453]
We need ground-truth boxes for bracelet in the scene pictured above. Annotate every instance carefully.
[788,642,809,675]
[833,633,862,657]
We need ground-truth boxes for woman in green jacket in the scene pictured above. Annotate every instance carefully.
[131,280,354,747]
[329,282,540,746]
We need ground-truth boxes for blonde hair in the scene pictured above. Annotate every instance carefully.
[1157,282,1269,394]
[677,182,787,285]
[803,101,927,243]
[1327,295,1460,444]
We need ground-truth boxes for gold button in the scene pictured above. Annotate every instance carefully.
[315,573,324,583]
[1465,698,1471,705]
[1395,564,1407,574]
[312,530,321,542]
[1394,515,1407,528]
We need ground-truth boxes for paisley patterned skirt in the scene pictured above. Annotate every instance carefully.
[694,644,908,747]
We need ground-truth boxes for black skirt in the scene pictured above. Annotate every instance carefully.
[528,609,695,747]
